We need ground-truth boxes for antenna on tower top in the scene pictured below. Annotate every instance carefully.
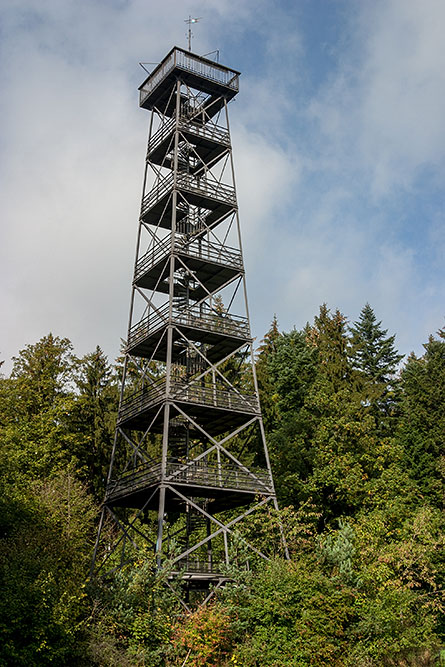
[185,15,201,51]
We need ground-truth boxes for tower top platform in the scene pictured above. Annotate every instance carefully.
[139,46,240,111]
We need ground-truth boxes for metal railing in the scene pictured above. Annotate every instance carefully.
[175,49,239,90]
[166,459,272,492]
[106,459,272,502]
[127,304,250,352]
[140,172,236,219]
[172,558,226,575]
[118,377,166,424]
[147,117,230,161]
[171,305,249,337]
[118,377,258,425]
[172,382,258,412]
[134,237,171,282]
[139,47,239,108]
[134,236,242,283]
[106,462,162,502]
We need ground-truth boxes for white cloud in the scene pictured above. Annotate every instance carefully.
[308,0,445,195]
[1,0,443,374]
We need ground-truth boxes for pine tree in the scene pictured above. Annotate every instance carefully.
[307,304,352,390]
[301,305,375,521]
[349,304,403,431]
[399,328,445,507]
[349,303,403,384]
[71,347,118,498]
[256,316,281,431]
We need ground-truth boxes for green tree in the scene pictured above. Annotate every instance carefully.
[0,471,96,666]
[273,306,370,518]
[349,304,403,385]
[307,304,353,391]
[70,347,118,499]
[256,315,281,431]
[267,306,404,524]
[349,304,403,432]
[399,328,445,507]
[0,335,81,484]
[10,333,75,416]
[265,325,318,507]
[0,336,98,664]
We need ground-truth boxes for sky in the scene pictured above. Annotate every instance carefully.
[1,0,445,374]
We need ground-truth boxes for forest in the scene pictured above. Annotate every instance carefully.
[0,303,444,666]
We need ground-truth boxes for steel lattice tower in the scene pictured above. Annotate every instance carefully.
[92,47,284,597]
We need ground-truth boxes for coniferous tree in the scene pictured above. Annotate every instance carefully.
[256,315,281,431]
[70,346,118,499]
[399,328,445,507]
[302,306,374,521]
[265,323,319,507]
[349,305,403,431]
[349,304,403,384]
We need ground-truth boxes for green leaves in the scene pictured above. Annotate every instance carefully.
[0,314,443,665]
[0,472,95,666]
[11,334,75,416]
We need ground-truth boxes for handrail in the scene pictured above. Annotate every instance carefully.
[175,237,241,266]
[107,458,272,501]
[177,172,236,204]
[141,173,172,217]
[140,172,236,219]
[146,117,176,158]
[175,49,239,90]
[134,237,171,281]
[178,118,230,145]
[171,381,258,412]
[172,559,225,575]
[139,47,239,108]
[134,236,242,283]
[166,459,271,491]
[139,51,176,106]
[171,306,250,336]
[127,306,250,351]
[147,118,230,161]
[118,377,259,424]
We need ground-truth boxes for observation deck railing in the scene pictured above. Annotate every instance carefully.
[127,303,250,352]
[134,236,242,283]
[139,47,239,109]
[106,458,272,503]
[140,172,236,220]
[118,377,258,425]
[147,117,230,161]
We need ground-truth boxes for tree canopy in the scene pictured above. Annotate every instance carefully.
[0,308,444,666]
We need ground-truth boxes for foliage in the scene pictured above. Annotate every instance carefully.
[349,303,403,385]
[70,346,118,498]
[0,471,96,666]
[86,555,182,666]
[349,303,404,433]
[0,311,444,665]
[398,328,445,507]
[171,604,233,666]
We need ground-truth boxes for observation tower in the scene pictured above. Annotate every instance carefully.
[92,46,284,601]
